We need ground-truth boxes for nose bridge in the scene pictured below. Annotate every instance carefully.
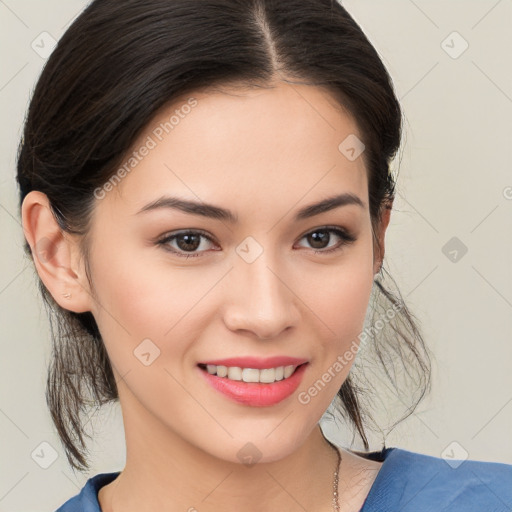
[223,238,298,338]
[245,252,284,308]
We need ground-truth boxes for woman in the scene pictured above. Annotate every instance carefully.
[17,0,512,511]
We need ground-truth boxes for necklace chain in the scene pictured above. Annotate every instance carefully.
[324,437,342,512]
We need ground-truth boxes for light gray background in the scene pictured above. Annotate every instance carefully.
[1,1,511,510]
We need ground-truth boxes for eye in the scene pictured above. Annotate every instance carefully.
[156,226,357,259]
[156,230,217,258]
[296,226,357,255]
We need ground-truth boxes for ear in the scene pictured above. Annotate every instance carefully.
[373,199,393,275]
[21,191,94,313]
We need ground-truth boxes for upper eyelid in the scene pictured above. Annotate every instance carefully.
[158,225,352,241]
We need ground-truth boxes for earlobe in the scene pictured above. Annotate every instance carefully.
[21,191,93,313]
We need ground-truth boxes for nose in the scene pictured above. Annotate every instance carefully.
[222,251,300,340]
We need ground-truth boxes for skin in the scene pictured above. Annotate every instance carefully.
[22,81,391,511]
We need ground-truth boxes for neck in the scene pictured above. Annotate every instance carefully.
[103,392,340,512]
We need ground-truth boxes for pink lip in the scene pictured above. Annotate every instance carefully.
[197,356,308,369]
[198,362,309,407]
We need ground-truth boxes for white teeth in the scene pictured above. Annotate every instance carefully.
[284,365,295,379]
[203,364,299,383]
[259,368,276,383]
[242,368,260,383]
[228,366,242,381]
[216,365,228,377]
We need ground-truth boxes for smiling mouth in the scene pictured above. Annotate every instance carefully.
[197,362,307,384]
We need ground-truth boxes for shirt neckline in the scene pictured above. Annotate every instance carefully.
[355,447,398,510]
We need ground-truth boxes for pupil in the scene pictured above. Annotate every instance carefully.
[309,231,328,249]
[178,234,200,251]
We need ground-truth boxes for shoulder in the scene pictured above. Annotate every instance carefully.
[360,447,512,511]
[54,472,120,512]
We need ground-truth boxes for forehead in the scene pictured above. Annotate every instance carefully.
[98,82,368,220]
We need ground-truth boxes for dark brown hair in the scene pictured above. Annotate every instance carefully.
[16,0,432,472]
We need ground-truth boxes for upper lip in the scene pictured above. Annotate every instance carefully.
[198,356,309,369]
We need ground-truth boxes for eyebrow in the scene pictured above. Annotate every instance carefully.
[135,192,365,223]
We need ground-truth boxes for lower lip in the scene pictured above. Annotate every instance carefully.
[198,363,308,407]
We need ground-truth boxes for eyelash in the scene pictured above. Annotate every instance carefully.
[156,226,356,259]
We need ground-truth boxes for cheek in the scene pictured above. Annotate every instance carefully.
[87,238,226,376]
[296,238,375,343]
[294,255,374,413]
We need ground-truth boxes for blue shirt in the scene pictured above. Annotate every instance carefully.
[55,447,512,511]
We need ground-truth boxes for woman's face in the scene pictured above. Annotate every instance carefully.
[78,82,385,463]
